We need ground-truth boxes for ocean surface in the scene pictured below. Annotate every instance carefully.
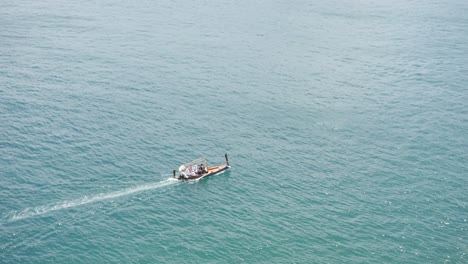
[1,0,467,263]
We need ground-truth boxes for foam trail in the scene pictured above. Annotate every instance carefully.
[8,178,178,221]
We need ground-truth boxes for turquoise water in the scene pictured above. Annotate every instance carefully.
[1,0,467,262]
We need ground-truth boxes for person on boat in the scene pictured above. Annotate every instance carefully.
[197,164,208,174]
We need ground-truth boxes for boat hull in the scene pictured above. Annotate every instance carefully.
[176,165,230,180]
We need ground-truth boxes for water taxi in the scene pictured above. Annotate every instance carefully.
[173,154,230,180]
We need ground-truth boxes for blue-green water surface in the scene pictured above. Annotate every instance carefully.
[1,0,467,263]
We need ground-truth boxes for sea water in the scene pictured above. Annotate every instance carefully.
[1,0,467,263]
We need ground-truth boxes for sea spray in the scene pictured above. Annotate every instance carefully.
[7,178,179,221]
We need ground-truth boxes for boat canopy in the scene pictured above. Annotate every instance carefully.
[178,158,208,172]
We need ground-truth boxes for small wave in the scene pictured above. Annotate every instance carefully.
[7,178,178,221]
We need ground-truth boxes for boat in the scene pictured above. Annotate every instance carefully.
[173,154,230,180]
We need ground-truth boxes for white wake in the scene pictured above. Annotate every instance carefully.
[7,178,178,221]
